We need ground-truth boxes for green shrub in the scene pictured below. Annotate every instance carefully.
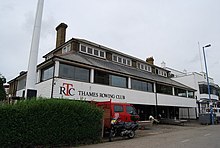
[0,98,103,147]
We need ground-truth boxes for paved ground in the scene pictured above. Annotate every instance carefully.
[79,120,220,148]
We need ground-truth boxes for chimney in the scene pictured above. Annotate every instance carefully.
[161,61,166,68]
[56,23,68,48]
[146,57,154,65]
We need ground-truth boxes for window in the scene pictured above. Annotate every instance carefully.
[110,75,127,88]
[100,51,105,58]
[17,77,26,90]
[137,62,152,72]
[113,55,117,61]
[94,70,109,85]
[148,66,151,72]
[126,106,137,115]
[41,65,54,81]
[145,65,148,71]
[174,88,187,97]
[199,84,219,95]
[80,45,86,52]
[156,83,172,95]
[137,63,140,69]
[127,60,131,66]
[94,70,128,88]
[112,54,131,66]
[131,79,154,92]
[114,105,123,112]
[118,57,122,63]
[59,63,90,82]
[123,58,126,64]
[80,44,106,58]
[156,69,158,74]
[188,91,194,98]
[88,47,93,54]
[94,49,99,56]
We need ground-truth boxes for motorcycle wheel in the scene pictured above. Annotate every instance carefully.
[109,129,115,142]
[128,130,135,139]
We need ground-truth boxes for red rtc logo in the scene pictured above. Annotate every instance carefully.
[60,83,75,96]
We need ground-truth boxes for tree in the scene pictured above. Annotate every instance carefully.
[0,74,6,101]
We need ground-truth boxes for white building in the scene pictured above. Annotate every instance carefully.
[162,62,219,117]
[8,23,197,120]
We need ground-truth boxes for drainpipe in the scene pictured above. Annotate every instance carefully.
[50,59,56,98]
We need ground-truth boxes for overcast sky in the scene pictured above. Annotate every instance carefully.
[1,0,220,85]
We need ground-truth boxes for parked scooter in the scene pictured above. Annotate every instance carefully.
[109,116,139,142]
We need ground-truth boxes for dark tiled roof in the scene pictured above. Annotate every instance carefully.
[56,52,195,91]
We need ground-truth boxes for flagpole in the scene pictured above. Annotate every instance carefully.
[25,0,44,98]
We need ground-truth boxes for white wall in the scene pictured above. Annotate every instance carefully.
[157,94,196,107]
[200,94,219,101]
[36,79,53,98]
[16,89,25,97]
[52,78,157,105]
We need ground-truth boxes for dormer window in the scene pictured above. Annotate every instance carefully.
[81,45,86,52]
[112,54,131,66]
[88,47,93,54]
[94,49,99,56]
[155,68,167,77]
[137,62,152,72]
[100,51,105,58]
[80,44,106,58]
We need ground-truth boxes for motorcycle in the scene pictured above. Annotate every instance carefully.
[109,117,139,142]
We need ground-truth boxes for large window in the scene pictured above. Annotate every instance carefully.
[199,84,219,95]
[188,91,194,98]
[41,65,54,82]
[174,88,187,97]
[156,83,172,95]
[199,84,208,94]
[94,70,127,88]
[59,63,90,82]
[17,77,26,90]
[131,79,154,92]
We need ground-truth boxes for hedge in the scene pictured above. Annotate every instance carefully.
[0,98,103,147]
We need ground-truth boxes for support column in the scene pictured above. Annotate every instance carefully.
[36,69,41,83]
[153,83,156,93]
[90,69,94,83]
[186,90,189,98]
[54,61,60,77]
[128,77,131,89]
[172,87,175,96]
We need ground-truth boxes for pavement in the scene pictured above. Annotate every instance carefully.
[135,120,204,138]
[79,119,211,147]
[80,121,220,148]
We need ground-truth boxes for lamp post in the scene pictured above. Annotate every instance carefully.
[202,44,214,125]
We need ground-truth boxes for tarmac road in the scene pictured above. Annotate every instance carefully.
[80,124,220,148]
